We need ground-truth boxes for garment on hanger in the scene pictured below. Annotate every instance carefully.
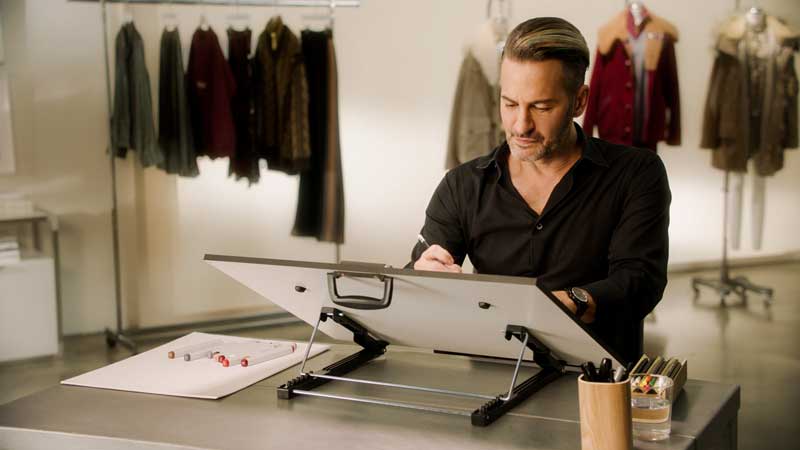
[583,7,681,152]
[111,22,164,168]
[186,27,237,159]
[227,28,260,185]
[445,20,505,169]
[253,16,310,174]
[700,14,799,176]
[445,51,502,169]
[292,29,344,244]
[157,28,199,177]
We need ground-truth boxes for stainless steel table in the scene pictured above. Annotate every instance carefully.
[0,346,739,450]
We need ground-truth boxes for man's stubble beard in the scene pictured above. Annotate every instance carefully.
[510,100,575,163]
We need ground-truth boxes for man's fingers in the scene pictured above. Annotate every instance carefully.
[414,259,450,272]
[444,264,463,273]
[424,245,454,265]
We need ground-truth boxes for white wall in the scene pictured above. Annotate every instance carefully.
[0,0,116,335]
[1,0,798,334]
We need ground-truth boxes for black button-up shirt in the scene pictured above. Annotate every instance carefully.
[410,123,671,363]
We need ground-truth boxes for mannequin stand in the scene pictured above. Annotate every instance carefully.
[691,171,774,307]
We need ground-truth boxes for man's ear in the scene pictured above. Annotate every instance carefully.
[572,84,590,118]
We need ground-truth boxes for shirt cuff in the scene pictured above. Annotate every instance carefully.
[580,279,626,325]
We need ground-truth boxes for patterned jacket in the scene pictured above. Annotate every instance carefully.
[253,16,310,174]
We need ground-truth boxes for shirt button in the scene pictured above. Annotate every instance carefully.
[536,223,543,231]
[624,126,632,133]
[625,104,632,110]
[625,81,633,89]
[624,59,631,67]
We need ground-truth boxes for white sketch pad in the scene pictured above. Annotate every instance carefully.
[61,332,329,399]
[205,255,625,367]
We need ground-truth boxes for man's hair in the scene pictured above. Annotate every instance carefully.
[502,17,590,96]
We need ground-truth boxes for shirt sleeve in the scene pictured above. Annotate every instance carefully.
[581,155,671,323]
[407,171,468,268]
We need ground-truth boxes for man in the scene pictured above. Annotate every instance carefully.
[410,18,671,363]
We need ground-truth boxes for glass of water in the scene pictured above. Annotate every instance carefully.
[630,374,674,441]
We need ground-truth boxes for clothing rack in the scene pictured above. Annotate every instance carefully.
[72,0,358,353]
[691,171,774,307]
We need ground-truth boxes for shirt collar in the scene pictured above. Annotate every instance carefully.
[476,122,609,174]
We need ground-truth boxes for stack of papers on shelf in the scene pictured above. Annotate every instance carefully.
[0,236,20,265]
[61,332,330,399]
[0,193,34,217]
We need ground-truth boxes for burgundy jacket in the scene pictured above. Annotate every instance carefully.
[186,27,237,159]
[583,9,681,152]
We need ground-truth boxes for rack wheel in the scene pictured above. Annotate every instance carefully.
[105,330,117,348]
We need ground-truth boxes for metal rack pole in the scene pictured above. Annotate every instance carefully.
[98,0,137,352]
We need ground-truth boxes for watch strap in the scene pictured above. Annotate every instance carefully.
[567,288,589,319]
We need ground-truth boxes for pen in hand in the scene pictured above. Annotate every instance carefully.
[417,234,431,250]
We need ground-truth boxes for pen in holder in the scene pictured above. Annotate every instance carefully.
[578,374,633,450]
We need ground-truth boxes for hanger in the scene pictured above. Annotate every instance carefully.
[745,5,767,31]
[161,0,178,31]
[486,0,509,52]
[227,0,251,32]
[121,0,134,24]
[301,0,336,31]
[627,0,646,28]
[199,8,210,31]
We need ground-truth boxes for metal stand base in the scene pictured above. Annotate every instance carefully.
[693,170,774,308]
[692,275,774,307]
[104,312,299,354]
[278,308,565,427]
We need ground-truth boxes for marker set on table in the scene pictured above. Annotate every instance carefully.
[167,340,297,368]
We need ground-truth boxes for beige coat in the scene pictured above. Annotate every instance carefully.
[445,51,504,169]
[700,15,799,176]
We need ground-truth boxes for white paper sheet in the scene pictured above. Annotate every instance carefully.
[61,332,329,399]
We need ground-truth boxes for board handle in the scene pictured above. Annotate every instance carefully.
[326,271,394,310]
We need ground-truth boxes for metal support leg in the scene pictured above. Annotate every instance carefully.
[278,308,388,399]
[471,326,565,427]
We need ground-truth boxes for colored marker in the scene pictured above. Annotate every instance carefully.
[184,348,216,361]
[241,343,297,367]
[223,355,244,367]
[167,339,223,359]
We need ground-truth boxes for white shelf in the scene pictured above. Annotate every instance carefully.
[0,257,59,362]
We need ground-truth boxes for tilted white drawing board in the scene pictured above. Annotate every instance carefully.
[205,255,625,368]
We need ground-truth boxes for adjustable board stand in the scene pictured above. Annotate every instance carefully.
[278,307,565,427]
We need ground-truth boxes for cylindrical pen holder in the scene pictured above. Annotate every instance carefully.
[578,375,633,450]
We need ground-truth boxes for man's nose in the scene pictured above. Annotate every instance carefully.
[513,108,534,136]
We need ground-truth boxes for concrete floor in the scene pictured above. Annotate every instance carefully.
[0,262,798,450]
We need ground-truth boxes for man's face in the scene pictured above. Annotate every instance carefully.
[499,58,586,162]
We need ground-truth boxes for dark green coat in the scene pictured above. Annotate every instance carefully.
[112,23,163,168]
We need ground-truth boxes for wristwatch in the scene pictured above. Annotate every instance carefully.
[567,287,590,319]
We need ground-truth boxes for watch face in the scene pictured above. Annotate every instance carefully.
[571,287,589,303]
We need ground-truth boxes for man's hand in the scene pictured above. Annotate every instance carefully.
[552,290,597,323]
[413,245,462,273]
